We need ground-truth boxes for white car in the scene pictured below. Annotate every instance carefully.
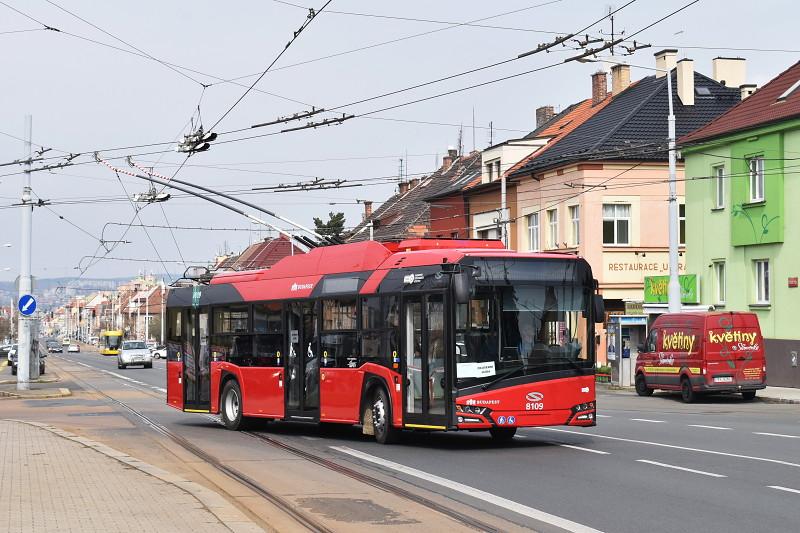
[67,343,80,353]
[150,345,167,359]
[118,340,153,369]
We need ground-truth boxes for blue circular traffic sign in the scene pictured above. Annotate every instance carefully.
[18,295,36,316]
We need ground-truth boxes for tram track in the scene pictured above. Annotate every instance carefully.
[57,355,502,532]
[54,355,334,533]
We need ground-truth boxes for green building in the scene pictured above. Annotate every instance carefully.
[681,60,800,388]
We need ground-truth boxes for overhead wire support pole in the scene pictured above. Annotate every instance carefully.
[17,115,35,390]
[666,68,681,313]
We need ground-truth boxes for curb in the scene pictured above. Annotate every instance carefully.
[597,384,800,404]
[5,419,264,533]
[0,374,62,385]
[0,387,71,399]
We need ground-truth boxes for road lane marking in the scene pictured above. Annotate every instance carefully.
[768,485,800,495]
[630,418,665,423]
[754,432,800,439]
[636,459,726,478]
[331,446,604,533]
[595,414,612,418]
[559,444,610,455]
[688,425,732,430]
[530,428,800,469]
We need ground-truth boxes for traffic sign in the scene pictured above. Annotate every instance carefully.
[18,294,36,316]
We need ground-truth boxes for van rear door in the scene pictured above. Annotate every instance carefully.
[704,314,765,385]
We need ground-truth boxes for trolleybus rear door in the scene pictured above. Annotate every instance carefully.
[286,301,319,421]
[402,293,449,429]
[183,308,212,412]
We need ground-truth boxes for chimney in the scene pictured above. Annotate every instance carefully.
[398,182,409,195]
[535,105,555,128]
[442,146,458,170]
[591,71,607,105]
[740,83,757,100]
[712,57,746,88]
[362,200,373,220]
[654,49,678,78]
[409,178,420,189]
[677,58,695,106]
[611,64,631,95]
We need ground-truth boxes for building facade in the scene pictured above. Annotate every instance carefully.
[682,60,800,387]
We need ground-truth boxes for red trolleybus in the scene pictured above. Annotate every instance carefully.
[165,239,604,443]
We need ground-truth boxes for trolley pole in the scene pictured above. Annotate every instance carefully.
[666,69,681,313]
[17,115,35,390]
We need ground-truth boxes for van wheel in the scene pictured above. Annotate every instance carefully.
[372,387,400,444]
[635,374,653,397]
[741,390,757,401]
[221,380,249,431]
[680,377,695,403]
[489,427,517,442]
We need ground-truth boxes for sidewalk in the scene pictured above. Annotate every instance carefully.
[0,419,263,533]
[598,382,800,404]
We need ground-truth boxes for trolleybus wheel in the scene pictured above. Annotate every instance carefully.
[635,373,654,397]
[372,387,399,444]
[221,380,248,431]
[489,427,517,442]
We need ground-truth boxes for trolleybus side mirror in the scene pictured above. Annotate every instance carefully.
[453,271,471,305]
[593,294,605,323]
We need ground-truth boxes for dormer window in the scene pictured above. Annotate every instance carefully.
[777,78,800,102]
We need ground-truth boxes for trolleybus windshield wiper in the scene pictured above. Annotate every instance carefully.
[482,365,525,392]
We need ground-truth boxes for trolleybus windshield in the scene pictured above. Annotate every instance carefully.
[455,258,595,387]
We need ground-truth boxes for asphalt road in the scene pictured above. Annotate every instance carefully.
[56,346,800,533]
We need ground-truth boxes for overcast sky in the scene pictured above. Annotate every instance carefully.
[0,0,796,283]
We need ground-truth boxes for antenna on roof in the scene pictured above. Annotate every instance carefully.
[472,107,476,152]
[457,125,463,156]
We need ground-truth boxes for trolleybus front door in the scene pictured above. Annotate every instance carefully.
[402,293,449,429]
[286,301,319,421]
[183,308,212,412]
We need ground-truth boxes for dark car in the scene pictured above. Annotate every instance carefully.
[10,351,46,376]
[47,341,63,353]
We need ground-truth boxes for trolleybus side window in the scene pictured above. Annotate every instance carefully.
[455,293,499,380]
[166,308,182,361]
[320,298,358,368]
[361,295,399,368]
[211,306,254,366]
[253,302,283,367]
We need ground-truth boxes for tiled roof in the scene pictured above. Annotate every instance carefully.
[507,97,612,177]
[680,61,800,144]
[218,236,304,271]
[510,70,740,177]
[347,152,482,242]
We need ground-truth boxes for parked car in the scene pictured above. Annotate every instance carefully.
[67,343,80,353]
[150,345,167,359]
[0,344,12,358]
[118,340,153,369]
[10,351,45,376]
[635,311,767,403]
[6,344,17,362]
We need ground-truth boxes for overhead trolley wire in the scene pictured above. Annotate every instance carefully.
[208,0,335,131]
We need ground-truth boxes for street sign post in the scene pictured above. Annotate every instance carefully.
[18,294,37,316]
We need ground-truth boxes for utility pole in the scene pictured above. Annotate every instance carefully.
[160,280,165,345]
[666,68,681,312]
[17,115,36,390]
